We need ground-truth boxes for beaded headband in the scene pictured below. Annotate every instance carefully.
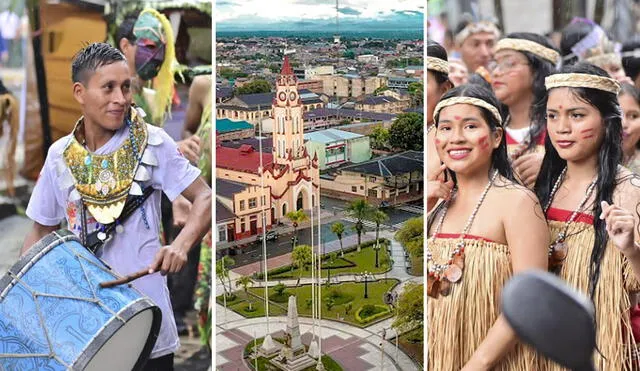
[427,56,449,75]
[455,21,501,46]
[545,73,621,95]
[495,38,560,65]
[434,96,503,126]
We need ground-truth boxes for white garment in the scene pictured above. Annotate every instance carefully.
[0,11,19,40]
[26,123,201,359]
[505,126,531,143]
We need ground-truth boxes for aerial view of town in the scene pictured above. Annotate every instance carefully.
[214,1,424,370]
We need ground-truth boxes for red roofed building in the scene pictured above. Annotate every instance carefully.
[216,55,320,234]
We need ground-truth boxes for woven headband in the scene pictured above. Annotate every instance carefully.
[434,97,503,126]
[455,21,500,45]
[495,38,560,64]
[545,73,621,95]
[427,56,449,75]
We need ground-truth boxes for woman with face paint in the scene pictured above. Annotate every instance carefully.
[427,39,453,211]
[535,63,640,370]
[490,33,559,188]
[619,83,640,174]
[427,84,548,370]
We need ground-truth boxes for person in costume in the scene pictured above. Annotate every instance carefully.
[490,33,559,187]
[426,39,452,211]
[619,83,640,174]
[427,83,548,370]
[171,74,212,349]
[534,63,640,370]
[21,43,212,370]
[560,18,632,84]
[448,57,469,87]
[116,10,201,163]
[454,16,500,73]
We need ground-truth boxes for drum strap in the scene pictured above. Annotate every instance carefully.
[84,186,156,253]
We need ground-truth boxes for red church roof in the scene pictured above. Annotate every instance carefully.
[281,55,294,75]
[217,145,273,174]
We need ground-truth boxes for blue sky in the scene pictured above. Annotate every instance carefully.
[216,0,424,31]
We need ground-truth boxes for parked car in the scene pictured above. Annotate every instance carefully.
[256,230,279,243]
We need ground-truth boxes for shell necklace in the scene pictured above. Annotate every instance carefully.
[427,169,498,298]
[544,167,597,273]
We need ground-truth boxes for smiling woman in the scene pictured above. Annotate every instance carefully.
[426,84,548,370]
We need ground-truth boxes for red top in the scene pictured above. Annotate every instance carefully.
[546,207,594,225]
[434,233,498,244]
[281,55,294,75]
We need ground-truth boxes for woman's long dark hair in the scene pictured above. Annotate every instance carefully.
[503,32,558,151]
[428,83,515,230]
[427,39,449,85]
[534,63,623,300]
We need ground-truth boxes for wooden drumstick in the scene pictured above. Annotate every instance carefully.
[100,268,152,288]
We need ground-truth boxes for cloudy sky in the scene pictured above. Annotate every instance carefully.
[216,0,424,28]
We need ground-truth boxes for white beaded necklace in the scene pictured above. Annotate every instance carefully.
[427,169,498,298]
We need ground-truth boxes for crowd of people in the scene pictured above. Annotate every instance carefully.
[427,14,640,370]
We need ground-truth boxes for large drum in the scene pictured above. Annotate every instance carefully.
[0,230,161,370]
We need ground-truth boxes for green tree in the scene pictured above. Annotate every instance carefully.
[219,67,247,80]
[395,216,424,264]
[389,112,424,151]
[273,282,287,296]
[373,85,388,95]
[346,199,374,252]
[370,126,390,150]
[331,222,346,257]
[392,282,424,331]
[369,209,389,268]
[286,209,308,248]
[325,297,335,311]
[292,244,313,279]
[216,255,235,298]
[236,79,272,95]
[407,82,424,107]
[236,275,254,309]
[343,50,355,59]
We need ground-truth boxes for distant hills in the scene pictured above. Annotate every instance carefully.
[216,10,424,34]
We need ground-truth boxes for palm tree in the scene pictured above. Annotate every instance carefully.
[331,222,346,257]
[236,275,254,309]
[216,255,235,298]
[369,209,389,268]
[292,244,312,283]
[286,209,308,248]
[346,199,373,252]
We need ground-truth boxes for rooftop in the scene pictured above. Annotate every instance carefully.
[339,150,423,177]
[221,137,273,153]
[216,144,273,174]
[304,108,396,122]
[216,118,253,133]
[358,96,398,105]
[216,199,236,222]
[304,128,364,143]
[216,179,247,198]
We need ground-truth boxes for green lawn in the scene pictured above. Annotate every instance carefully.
[216,290,287,318]
[270,241,392,279]
[246,279,399,327]
[244,337,343,371]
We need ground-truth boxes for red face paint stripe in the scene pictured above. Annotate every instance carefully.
[580,128,594,134]
[582,134,594,139]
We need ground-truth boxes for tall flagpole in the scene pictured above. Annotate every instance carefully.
[317,185,324,370]
[258,104,270,335]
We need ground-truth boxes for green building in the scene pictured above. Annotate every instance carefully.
[304,129,372,170]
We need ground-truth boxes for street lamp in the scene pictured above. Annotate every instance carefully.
[356,271,373,298]
[374,239,380,268]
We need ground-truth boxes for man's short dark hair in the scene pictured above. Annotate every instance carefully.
[622,40,640,81]
[115,12,141,49]
[71,42,126,83]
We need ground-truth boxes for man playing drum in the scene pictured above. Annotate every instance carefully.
[21,42,211,370]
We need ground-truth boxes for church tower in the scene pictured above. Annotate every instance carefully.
[272,55,305,165]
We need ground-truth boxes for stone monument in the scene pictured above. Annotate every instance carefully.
[270,295,317,370]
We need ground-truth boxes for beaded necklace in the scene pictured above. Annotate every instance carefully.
[544,167,598,272]
[427,169,498,298]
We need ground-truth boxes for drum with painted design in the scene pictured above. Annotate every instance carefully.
[0,230,161,370]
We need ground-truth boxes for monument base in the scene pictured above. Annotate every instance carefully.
[270,353,317,371]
